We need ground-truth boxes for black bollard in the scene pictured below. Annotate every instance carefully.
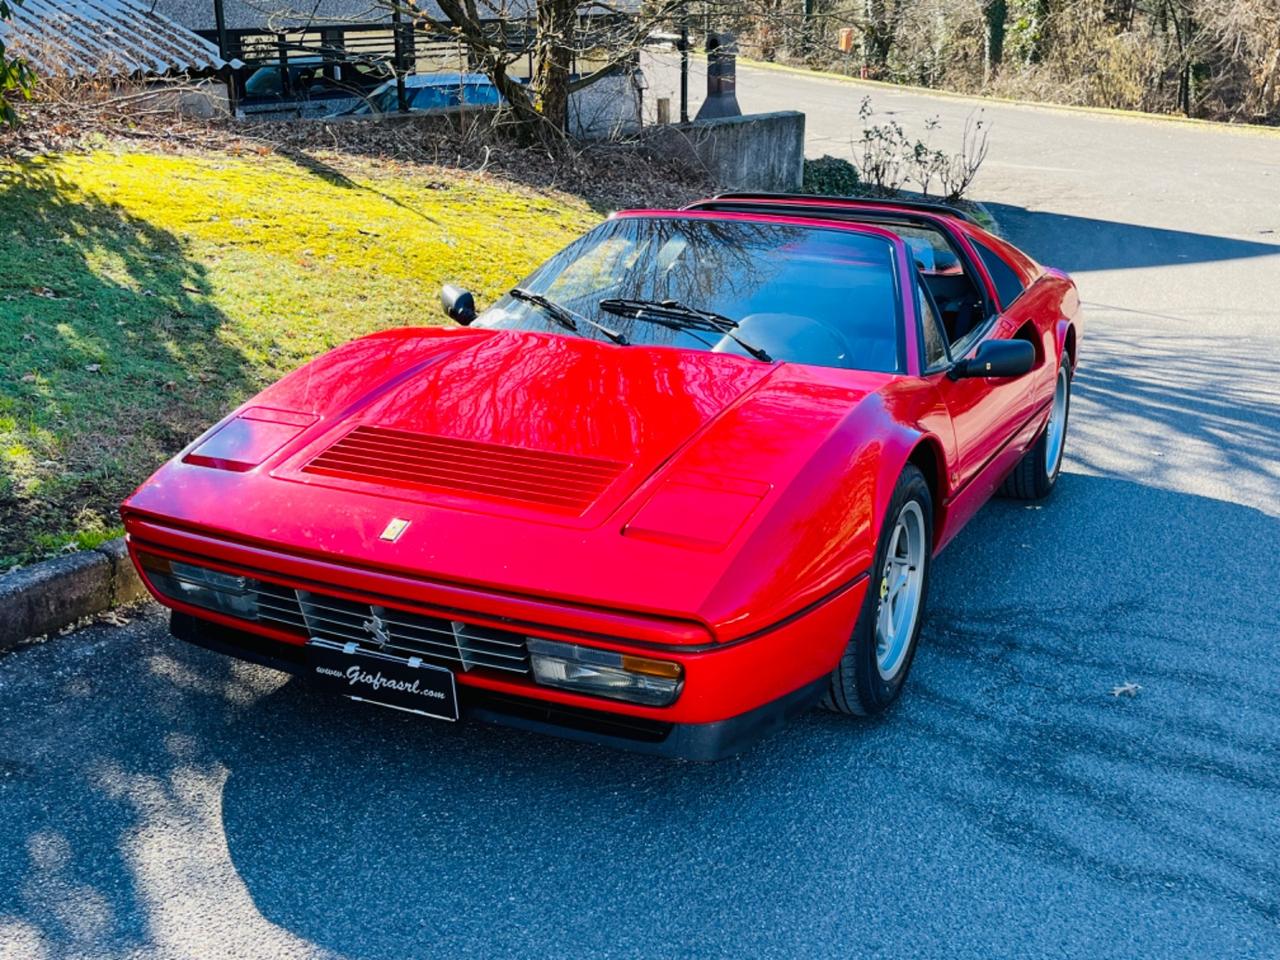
[694,32,742,121]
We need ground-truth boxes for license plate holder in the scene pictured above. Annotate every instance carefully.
[305,639,459,721]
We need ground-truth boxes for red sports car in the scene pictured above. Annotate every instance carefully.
[122,194,1081,759]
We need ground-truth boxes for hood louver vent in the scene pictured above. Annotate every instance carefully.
[303,425,627,513]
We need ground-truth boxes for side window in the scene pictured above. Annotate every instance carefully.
[918,279,949,371]
[891,222,988,348]
[972,238,1026,308]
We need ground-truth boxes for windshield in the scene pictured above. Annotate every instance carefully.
[475,216,903,372]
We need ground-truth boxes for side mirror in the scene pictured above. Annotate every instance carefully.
[441,284,477,326]
[950,339,1035,379]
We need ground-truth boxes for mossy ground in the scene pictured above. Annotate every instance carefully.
[0,148,599,566]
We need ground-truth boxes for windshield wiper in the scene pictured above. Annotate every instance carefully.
[509,288,628,346]
[598,298,773,362]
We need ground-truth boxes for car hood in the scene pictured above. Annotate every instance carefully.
[271,327,775,520]
[123,327,892,637]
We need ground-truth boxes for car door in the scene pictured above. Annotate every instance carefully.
[926,300,1032,500]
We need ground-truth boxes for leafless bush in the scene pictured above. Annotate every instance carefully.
[854,97,988,200]
[937,109,989,201]
[855,96,910,193]
[1198,0,1280,120]
[733,0,1280,124]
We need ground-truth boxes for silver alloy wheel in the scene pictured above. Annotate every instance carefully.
[1044,363,1070,477]
[875,500,926,681]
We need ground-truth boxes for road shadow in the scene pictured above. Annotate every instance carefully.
[1,480,1276,957]
[984,201,1280,274]
[1067,324,1280,513]
[224,475,1279,955]
[0,164,256,564]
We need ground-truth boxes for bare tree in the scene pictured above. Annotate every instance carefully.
[719,0,1280,124]
[380,0,684,146]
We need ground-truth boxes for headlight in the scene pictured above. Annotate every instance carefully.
[527,638,683,706]
[138,552,259,620]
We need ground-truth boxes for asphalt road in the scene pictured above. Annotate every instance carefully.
[3,66,1279,959]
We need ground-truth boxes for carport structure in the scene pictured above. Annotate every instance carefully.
[149,0,642,115]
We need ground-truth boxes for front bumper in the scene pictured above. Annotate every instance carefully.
[171,611,832,760]
[125,520,866,758]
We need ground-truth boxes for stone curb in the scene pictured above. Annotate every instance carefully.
[0,538,146,651]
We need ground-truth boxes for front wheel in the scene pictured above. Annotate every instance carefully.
[1001,354,1073,500]
[822,464,933,717]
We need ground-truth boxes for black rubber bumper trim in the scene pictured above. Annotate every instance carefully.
[459,676,827,760]
[169,611,827,761]
[171,610,307,673]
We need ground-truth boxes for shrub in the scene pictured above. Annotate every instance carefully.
[802,155,861,196]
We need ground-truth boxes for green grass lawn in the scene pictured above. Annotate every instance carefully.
[0,148,599,567]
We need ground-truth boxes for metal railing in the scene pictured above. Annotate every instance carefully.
[199,16,636,113]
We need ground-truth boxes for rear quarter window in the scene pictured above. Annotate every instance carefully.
[972,238,1027,309]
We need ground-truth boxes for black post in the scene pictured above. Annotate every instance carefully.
[391,3,409,113]
[212,0,237,111]
[277,34,289,98]
[679,2,689,123]
[212,0,229,63]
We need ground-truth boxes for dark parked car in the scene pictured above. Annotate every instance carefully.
[243,57,390,101]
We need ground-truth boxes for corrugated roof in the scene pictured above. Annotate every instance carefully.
[0,0,240,77]
[151,0,640,33]
[155,0,394,31]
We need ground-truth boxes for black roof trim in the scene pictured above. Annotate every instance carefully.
[687,192,979,225]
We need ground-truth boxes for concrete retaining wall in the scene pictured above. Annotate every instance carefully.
[645,110,805,192]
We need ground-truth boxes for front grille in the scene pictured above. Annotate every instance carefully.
[251,580,530,675]
[302,425,628,513]
[171,611,673,745]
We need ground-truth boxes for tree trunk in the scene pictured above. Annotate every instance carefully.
[533,0,576,134]
[862,0,895,70]
[1028,0,1050,64]
[800,0,816,59]
[432,0,549,142]
[983,0,1006,82]
[1167,1,1197,115]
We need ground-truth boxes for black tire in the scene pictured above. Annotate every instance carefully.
[821,464,933,717]
[1000,354,1073,500]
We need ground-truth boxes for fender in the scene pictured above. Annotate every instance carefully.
[703,382,952,637]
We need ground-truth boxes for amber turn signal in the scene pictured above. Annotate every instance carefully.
[620,654,683,679]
